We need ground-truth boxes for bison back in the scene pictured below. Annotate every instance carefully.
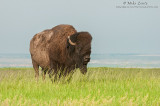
[30,24,77,68]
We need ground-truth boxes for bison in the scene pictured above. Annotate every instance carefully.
[30,24,92,81]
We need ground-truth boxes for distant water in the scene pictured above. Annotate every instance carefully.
[0,53,160,68]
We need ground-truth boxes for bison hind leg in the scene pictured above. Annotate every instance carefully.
[41,68,47,80]
[48,69,55,83]
[32,60,39,80]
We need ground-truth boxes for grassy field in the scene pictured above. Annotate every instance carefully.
[0,67,160,105]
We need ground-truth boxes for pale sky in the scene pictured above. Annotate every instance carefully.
[0,0,160,54]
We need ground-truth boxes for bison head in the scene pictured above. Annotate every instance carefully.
[67,32,92,74]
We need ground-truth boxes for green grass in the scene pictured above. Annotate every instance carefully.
[0,67,160,105]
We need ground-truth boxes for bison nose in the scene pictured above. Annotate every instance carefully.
[84,57,90,62]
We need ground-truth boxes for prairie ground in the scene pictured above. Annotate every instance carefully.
[0,67,160,105]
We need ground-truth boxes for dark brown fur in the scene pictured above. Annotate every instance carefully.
[30,24,92,81]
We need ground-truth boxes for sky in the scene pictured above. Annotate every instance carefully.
[0,0,160,54]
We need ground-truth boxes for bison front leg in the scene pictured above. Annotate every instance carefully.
[62,68,74,82]
[48,68,58,82]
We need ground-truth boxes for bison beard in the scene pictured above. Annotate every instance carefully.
[30,24,92,81]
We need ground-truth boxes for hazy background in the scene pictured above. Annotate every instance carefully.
[0,0,160,54]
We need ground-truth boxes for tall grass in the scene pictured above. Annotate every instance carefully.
[0,67,160,105]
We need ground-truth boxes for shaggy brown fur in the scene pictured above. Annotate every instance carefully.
[30,24,92,81]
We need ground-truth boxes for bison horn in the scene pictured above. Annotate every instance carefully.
[68,36,76,46]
